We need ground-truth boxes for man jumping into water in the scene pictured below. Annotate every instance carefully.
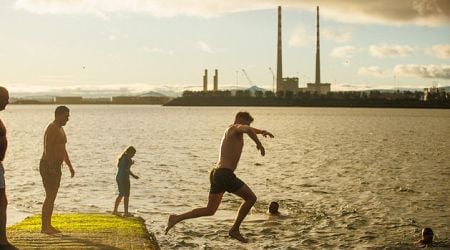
[165,111,274,243]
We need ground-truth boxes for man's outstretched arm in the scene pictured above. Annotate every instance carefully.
[235,125,272,156]
[249,127,274,138]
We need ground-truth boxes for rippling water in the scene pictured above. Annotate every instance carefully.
[3,105,450,249]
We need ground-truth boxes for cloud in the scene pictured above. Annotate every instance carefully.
[289,24,314,47]
[358,66,388,77]
[196,40,214,53]
[330,46,357,58]
[394,64,450,79]
[322,29,352,43]
[13,0,450,26]
[431,44,450,59]
[369,44,414,58]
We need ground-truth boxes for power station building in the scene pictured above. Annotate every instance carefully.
[277,6,330,95]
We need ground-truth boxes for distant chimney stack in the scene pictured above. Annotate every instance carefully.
[203,69,208,91]
[315,6,321,85]
[276,6,283,91]
[213,69,218,91]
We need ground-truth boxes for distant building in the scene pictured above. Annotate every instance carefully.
[276,6,331,95]
[423,86,448,101]
[279,77,299,93]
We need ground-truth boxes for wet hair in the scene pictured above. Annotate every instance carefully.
[420,227,434,244]
[55,106,70,116]
[268,201,279,214]
[117,146,136,166]
[235,111,254,123]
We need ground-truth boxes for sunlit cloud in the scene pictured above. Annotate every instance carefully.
[330,46,357,59]
[431,44,450,59]
[358,66,388,78]
[289,24,313,47]
[323,29,352,43]
[14,0,450,26]
[369,44,414,58]
[394,64,450,79]
[196,40,214,53]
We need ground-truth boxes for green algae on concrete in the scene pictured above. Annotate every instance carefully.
[7,213,160,249]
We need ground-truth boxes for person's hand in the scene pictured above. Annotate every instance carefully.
[262,130,274,138]
[131,160,135,165]
[69,166,75,178]
[257,144,265,156]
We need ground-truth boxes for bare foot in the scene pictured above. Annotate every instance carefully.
[49,225,61,233]
[41,227,60,235]
[123,212,133,217]
[229,230,248,243]
[164,214,177,235]
[112,211,121,216]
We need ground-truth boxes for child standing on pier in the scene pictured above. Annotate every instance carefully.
[113,146,139,217]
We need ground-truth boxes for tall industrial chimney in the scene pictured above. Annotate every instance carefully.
[276,6,283,92]
[203,69,208,91]
[213,69,218,91]
[315,6,320,85]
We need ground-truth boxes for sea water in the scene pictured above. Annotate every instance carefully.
[3,105,450,249]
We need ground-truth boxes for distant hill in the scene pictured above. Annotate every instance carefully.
[139,91,167,97]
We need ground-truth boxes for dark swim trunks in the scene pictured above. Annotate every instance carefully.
[39,159,62,191]
[209,168,245,194]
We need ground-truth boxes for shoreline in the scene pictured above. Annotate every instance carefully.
[7,208,32,227]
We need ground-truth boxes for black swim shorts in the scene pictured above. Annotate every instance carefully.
[209,168,245,194]
[39,159,62,191]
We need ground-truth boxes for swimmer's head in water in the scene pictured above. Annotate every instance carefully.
[421,227,433,244]
[268,201,279,214]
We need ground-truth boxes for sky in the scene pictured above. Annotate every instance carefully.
[0,0,449,96]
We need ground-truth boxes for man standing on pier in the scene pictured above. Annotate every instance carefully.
[40,106,75,234]
[0,87,10,246]
[165,111,274,243]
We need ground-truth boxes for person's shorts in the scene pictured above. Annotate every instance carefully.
[209,168,245,194]
[116,176,130,197]
[39,159,62,191]
[0,162,5,189]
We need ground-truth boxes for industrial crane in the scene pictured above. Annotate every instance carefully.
[241,69,253,86]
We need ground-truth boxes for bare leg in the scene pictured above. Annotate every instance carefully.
[123,196,131,216]
[165,193,223,234]
[112,195,123,215]
[229,185,257,243]
[41,188,59,234]
[0,188,8,245]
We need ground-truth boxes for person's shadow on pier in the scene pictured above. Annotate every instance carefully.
[48,233,122,250]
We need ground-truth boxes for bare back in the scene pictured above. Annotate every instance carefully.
[217,125,244,171]
[41,122,67,165]
[0,119,7,162]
